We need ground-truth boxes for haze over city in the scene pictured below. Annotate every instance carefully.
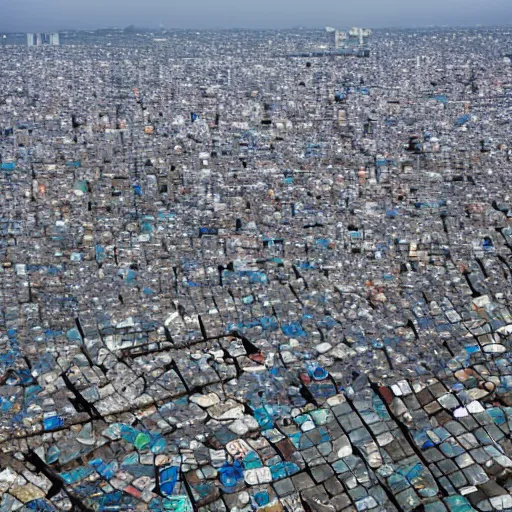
[2,0,512,32]
[4,0,512,511]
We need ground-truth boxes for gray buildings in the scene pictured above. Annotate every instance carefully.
[2,25,512,512]
[26,32,60,46]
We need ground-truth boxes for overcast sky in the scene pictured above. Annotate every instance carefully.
[2,0,511,33]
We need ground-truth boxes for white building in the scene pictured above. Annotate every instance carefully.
[27,32,60,46]
[49,33,60,45]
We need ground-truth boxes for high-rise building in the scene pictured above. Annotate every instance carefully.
[49,33,60,45]
[348,27,372,47]
[26,32,60,47]
[326,26,369,51]
[333,30,347,49]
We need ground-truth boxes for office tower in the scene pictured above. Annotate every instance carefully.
[27,32,60,47]
[326,26,370,51]
[348,27,372,47]
[333,30,347,49]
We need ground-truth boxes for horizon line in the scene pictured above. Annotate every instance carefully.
[3,22,512,35]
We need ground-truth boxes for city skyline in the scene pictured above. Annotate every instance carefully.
[2,0,512,33]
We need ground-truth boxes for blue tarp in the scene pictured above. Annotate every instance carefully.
[281,322,307,337]
[159,466,179,496]
[199,227,219,236]
[44,415,64,431]
[431,94,448,104]
[455,114,471,127]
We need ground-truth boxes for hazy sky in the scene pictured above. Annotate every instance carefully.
[2,0,511,32]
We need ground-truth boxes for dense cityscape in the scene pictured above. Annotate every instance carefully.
[1,23,512,511]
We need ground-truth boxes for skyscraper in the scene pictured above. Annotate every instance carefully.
[333,30,347,49]
[348,27,371,47]
[26,33,60,47]
[49,33,60,45]
[325,26,371,54]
